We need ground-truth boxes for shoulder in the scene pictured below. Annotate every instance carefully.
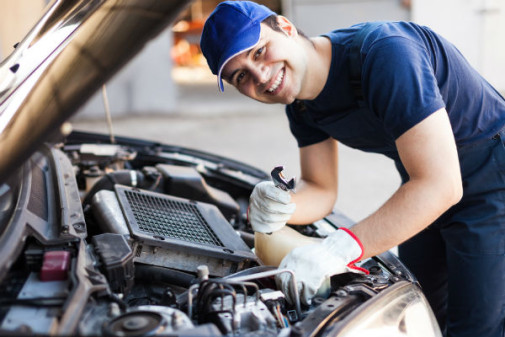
[361,22,439,53]
[321,25,362,47]
[321,22,437,57]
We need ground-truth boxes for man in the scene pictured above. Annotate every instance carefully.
[200,1,505,336]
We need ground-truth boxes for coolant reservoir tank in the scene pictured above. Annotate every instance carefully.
[254,226,320,267]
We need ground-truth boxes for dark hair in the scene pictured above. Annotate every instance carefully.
[262,14,310,40]
[262,15,284,33]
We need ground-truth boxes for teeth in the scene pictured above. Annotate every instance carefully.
[267,69,284,93]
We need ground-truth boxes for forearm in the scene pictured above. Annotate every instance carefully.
[289,138,339,225]
[254,226,321,266]
[351,177,462,260]
[288,178,337,224]
[350,109,463,260]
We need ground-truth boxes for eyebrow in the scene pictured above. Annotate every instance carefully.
[225,48,254,83]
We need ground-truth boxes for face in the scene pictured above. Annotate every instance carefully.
[221,18,308,104]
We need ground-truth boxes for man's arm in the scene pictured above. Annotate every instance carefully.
[351,108,463,259]
[253,137,338,267]
[289,137,340,224]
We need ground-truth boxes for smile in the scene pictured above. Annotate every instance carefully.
[267,68,284,94]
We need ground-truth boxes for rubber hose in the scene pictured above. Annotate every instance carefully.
[134,264,195,288]
[83,170,145,205]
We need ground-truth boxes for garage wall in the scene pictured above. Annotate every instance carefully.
[412,0,505,93]
[76,31,177,119]
[281,0,410,35]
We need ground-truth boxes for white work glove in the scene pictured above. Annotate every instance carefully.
[276,228,369,306]
[248,181,296,233]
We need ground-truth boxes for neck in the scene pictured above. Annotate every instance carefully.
[298,36,332,100]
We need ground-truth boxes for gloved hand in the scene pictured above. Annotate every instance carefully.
[276,228,368,306]
[248,181,296,233]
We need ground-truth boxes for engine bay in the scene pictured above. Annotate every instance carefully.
[0,132,417,336]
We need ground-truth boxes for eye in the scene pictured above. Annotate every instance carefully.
[236,71,246,84]
[254,46,264,59]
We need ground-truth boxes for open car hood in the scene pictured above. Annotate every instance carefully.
[0,0,191,184]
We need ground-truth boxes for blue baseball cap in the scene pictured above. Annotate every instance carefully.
[200,1,275,91]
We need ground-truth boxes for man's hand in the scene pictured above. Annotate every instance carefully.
[248,181,296,233]
[276,228,367,305]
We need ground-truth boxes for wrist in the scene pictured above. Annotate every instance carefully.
[339,228,365,261]
[324,228,369,274]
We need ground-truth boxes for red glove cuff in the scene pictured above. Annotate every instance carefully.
[340,227,369,275]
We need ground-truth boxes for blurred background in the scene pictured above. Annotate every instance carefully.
[1,0,504,222]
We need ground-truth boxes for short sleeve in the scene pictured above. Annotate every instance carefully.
[362,36,446,139]
[285,103,330,148]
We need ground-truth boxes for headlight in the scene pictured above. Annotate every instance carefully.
[335,282,442,337]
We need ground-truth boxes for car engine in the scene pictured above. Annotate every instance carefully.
[0,132,422,337]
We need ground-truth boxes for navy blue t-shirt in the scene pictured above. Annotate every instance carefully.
[286,21,505,161]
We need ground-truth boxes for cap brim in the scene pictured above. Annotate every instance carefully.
[216,26,262,92]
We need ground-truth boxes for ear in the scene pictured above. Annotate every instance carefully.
[276,15,298,37]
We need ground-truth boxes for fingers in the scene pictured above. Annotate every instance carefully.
[275,244,342,306]
[248,197,294,233]
[277,246,309,305]
[249,181,296,233]
[276,267,314,306]
[301,282,317,306]
[255,181,292,204]
[276,271,296,305]
[250,196,296,217]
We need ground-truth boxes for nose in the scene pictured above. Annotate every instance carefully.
[251,63,269,86]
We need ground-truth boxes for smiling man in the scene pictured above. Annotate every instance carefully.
[200,1,505,336]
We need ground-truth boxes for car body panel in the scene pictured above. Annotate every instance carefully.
[0,0,191,184]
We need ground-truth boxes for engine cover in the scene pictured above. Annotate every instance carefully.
[115,185,258,277]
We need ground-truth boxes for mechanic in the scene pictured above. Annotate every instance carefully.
[199,1,505,336]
